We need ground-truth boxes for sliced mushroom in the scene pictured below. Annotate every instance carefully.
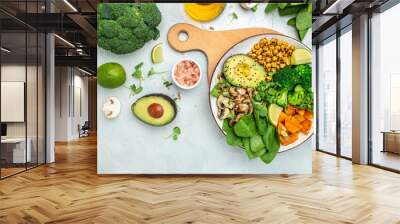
[217,95,230,108]
[237,104,250,113]
[229,87,238,97]
[236,88,247,95]
[218,108,230,120]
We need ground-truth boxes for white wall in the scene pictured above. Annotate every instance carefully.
[54,67,89,141]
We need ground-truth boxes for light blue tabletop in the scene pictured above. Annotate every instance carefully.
[97,3,312,174]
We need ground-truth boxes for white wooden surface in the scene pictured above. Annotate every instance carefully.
[97,3,313,174]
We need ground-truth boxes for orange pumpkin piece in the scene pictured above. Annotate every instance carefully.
[286,105,296,116]
[301,119,312,134]
[285,117,301,134]
[296,109,305,116]
[278,112,287,123]
[294,114,305,123]
[280,133,299,146]
[304,110,314,120]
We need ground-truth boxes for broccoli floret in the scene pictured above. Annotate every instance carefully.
[295,64,312,89]
[288,85,305,106]
[273,66,300,91]
[139,3,162,27]
[273,64,312,91]
[97,3,162,55]
[276,88,288,107]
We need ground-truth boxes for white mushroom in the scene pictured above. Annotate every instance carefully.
[217,95,230,108]
[102,96,121,119]
[237,104,250,113]
[218,108,230,120]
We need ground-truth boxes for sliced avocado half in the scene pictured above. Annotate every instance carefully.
[223,54,266,88]
[132,94,177,126]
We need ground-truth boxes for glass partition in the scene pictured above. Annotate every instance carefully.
[0,1,46,179]
[317,36,337,155]
[370,4,400,171]
[339,28,352,158]
[1,30,28,177]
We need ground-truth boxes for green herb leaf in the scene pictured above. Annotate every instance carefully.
[147,67,167,77]
[265,3,279,14]
[250,5,258,12]
[133,62,144,80]
[171,126,181,141]
[163,80,173,89]
[229,12,238,21]
[173,126,181,135]
[129,84,143,95]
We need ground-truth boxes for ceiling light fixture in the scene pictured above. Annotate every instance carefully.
[1,47,11,53]
[54,34,75,48]
[63,0,78,12]
[78,67,92,76]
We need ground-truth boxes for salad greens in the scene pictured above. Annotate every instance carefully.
[223,120,242,147]
[222,111,281,164]
[264,3,312,41]
[253,64,313,111]
[233,115,257,137]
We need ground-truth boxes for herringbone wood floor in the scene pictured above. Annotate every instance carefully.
[1,135,400,224]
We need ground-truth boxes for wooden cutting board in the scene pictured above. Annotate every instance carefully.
[167,23,282,84]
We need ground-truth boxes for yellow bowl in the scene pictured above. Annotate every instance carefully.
[184,3,225,22]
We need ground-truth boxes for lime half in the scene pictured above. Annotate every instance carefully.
[151,43,164,64]
[291,48,312,65]
[268,104,283,127]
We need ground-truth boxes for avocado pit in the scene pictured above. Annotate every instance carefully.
[148,103,164,118]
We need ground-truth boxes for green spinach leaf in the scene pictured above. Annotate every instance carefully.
[233,115,257,137]
[242,138,256,160]
[265,3,279,14]
[250,135,265,153]
[278,5,303,16]
[296,7,312,31]
[261,124,280,164]
[223,120,242,147]
[254,110,268,135]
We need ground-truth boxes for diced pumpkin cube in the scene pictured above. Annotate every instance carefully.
[278,112,287,123]
[286,105,296,116]
[296,109,305,116]
[304,110,314,120]
[294,114,305,123]
[301,119,312,134]
[280,133,299,146]
[285,119,301,134]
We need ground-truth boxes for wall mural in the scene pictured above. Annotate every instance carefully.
[97,3,313,174]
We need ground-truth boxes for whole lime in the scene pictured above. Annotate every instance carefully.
[97,63,126,88]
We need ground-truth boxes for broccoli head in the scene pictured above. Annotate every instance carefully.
[272,64,312,91]
[97,3,162,54]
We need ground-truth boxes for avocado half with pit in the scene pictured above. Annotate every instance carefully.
[131,94,177,126]
[223,54,266,88]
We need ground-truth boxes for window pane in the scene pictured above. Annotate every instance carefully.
[371,4,400,171]
[318,37,337,154]
[340,29,352,158]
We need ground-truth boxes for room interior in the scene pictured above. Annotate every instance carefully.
[0,0,400,223]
